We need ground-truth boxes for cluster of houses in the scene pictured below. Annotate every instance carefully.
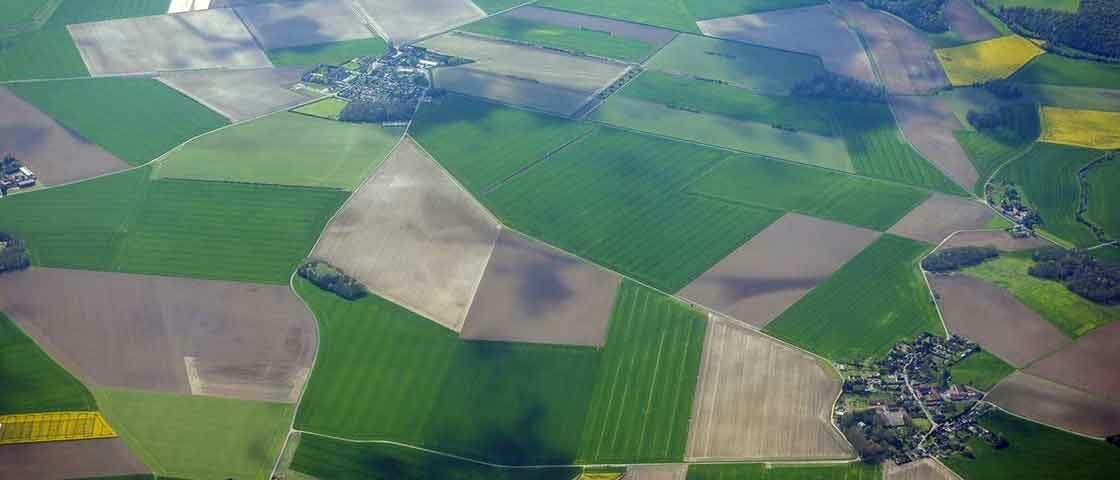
[0,154,36,196]
[986,181,1039,233]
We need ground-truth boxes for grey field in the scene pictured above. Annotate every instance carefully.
[353,0,485,45]
[887,193,993,244]
[157,67,318,122]
[988,372,1120,438]
[835,1,949,94]
[236,0,377,50]
[890,95,980,190]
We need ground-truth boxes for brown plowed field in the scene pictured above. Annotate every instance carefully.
[625,464,687,480]
[888,193,992,244]
[889,96,979,190]
[930,274,1070,367]
[431,66,599,117]
[0,438,149,480]
[0,268,316,402]
[835,1,948,94]
[0,87,128,186]
[686,314,853,461]
[353,0,484,44]
[1028,320,1120,400]
[679,213,880,328]
[236,0,376,50]
[460,229,620,347]
[988,372,1120,438]
[506,5,677,47]
[944,0,999,43]
[884,458,961,480]
[157,67,316,122]
[940,230,1051,252]
[311,137,500,332]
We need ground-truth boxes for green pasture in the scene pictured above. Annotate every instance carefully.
[646,34,824,95]
[689,154,929,231]
[460,15,657,62]
[944,409,1120,479]
[267,37,389,67]
[964,254,1120,337]
[687,462,881,479]
[765,235,942,362]
[983,0,1079,13]
[1013,54,1120,90]
[954,102,1040,193]
[949,350,1015,391]
[1084,159,1120,240]
[484,128,782,292]
[684,0,826,19]
[9,78,228,165]
[0,312,95,415]
[539,0,700,33]
[292,97,348,120]
[43,0,169,26]
[95,387,292,480]
[155,112,403,190]
[411,94,595,193]
[291,436,578,480]
[1020,84,1120,112]
[994,142,1104,247]
[1,0,55,29]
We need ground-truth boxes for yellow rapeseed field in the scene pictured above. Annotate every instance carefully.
[935,35,1045,86]
[576,473,623,480]
[1040,106,1120,149]
[0,411,117,445]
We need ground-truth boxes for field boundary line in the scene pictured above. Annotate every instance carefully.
[480,127,597,194]
[980,399,1108,441]
[883,94,978,196]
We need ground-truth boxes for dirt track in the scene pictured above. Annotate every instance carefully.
[889,95,979,191]
[0,438,149,480]
[0,268,316,402]
[157,67,315,122]
[1028,320,1120,401]
[944,0,999,43]
[887,193,992,244]
[988,372,1120,438]
[941,230,1051,252]
[835,1,948,94]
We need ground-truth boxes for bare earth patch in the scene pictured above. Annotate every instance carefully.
[686,314,853,461]
[988,372,1120,438]
[353,0,484,45]
[431,67,601,117]
[157,67,317,122]
[679,213,880,328]
[68,8,271,76]
[943,0,999,43]
[236,0,377,50]
[1027,320,1120,400]
[460,229,620,347]
[625,464,687,480]
[311,137,500,332]
[888,193,992,244]
[835,1,948,94]
[0,438,149,480]
[890,95,979,190]
[0,87,128,186]
[0,268,317,402]
[884,458,961,480]
[929,274,1070,367]
[940,230,1051,252]
[697,5,877,85]
[505,5,677,47]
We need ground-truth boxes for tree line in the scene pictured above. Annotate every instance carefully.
[982,0,1120,59]
[865,0,948,33]
[0,232,30,275]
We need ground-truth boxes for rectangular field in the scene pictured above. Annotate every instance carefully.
[949,350,1015,391]
[293,97,348,119]
[934,35,1044,86]
[1040,106,1120,150]
[0,411,116,445]
[235,0,376,50]
[156,66,317,122]
[986,372,1120,438]
[353,0,484,44]
[0,438,150,479]
[685,0,827,19]
[459,13,659,62]
[504,5,677,45]
[687,463,880,479]
[431,66,600,117]
[538,0,700,33]
[1012,54,1120,90]
[834,1,947,93]
[887,193,994,245]
[645,33,825,95]
[0,312,95,415]
[1028,320,1120,400]
[266,37,390,66]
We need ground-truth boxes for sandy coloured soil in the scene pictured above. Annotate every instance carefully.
[988,372,1120,438]
[679,213,880,328]
[888,193,993,244]
[940,230,1051,252]
[431,66,599,117]
[696,5,877,85]
[0,87,129,186]
[625,464,687,480]
[236,0,376,50]
[0,268,316,402]
[686,314,853,461]
[835,1,948,94]
[157,67,316,122]
[1027,320,1120,400]
[0,438,149,480]
[884,458,961,480]
[460,229,620,347]
[943,0,999,43]
[506,5,677,47]
[312,137,500,332]
[353,0,484,44]
[68,8,271,76]
[929,274,1070,367]
[889,95,979,190]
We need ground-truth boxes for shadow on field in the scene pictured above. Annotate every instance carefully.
[702,274,825,301]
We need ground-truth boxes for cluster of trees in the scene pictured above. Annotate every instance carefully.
[0,232,30,275]
[839,409,913,463]
[986,0,1120,58]
[922,246,1000,272]
[865,0,948,32]
[980,79,1023,99]
[966,104,1027,132]
[791,73,886,102]
[1029,247,1120,305]
[298,260,368,300]
[339,99,416,123]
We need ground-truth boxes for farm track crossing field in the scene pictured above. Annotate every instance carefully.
[686,462,880,479]
[889,95,980,191]
[0,438,151,479]
[1013,54,1120,90]
[835,1,948,94]
[645,34,825,95]
[934,35,1044,86]
[460,14,658,63]
[266,37,390,67]
[1084,159,1120,239]
[1028,320,1120,401]
[887,193,994,245]
[353,0,484,44]
[949,350,1015,391]
[0,312,95,415]
[235,0,376,50]
[8,77,229,165]
[1040,106,1120,150]
[538,0,700,33]
[156,67,317,123]
[986,372,1120,438]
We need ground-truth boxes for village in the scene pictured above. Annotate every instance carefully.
[0,154,37,197]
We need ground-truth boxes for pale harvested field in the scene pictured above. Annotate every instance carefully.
[625,464,687,480]
[506,5,677,46]
[157,67,316,122]
[988,372,1120,438]
[888,193,993,244]
[168,0,213,14]
[890,95,979,190]
[68,8,271,76]
[353,0,484,44]
[944,0,998,43]
[679,213,879,328]
[431,66,597,117]
[1028,320,1120,400]
[835,1,948,94]
[0,87,128,186]
[697,5,877,84]
[236,0,376,50]
[0,438,149,480]
[686,314,853,461]
[312,137,500,332]
[940,230,1051,252]
[929,274,1070,367]
[0,268,316,403]
[460,229,620,347]
[884,458,961,480]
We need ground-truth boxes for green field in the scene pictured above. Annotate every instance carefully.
[292,435,578,480]
[95,387,292,480]
[155,112,403,190]
[460,15,657,62]
[484,128,782,292]
[646,34,825,95]
[765,235,943,362]
[1084,159,1120,240]
[683,0,826,19]
[689,154,930,231]
[950,350,1015,391]
[411,94,595,194]
[9,78,228,165]
[267,37,390,67]
[944,409,1120,479]
[983,0,1079,13]
[292,97,348,120]
[964,254,1120,337]
[1013,54,1120,90]
[954,103,1040,194]
[577,281,706,463]
[1,0,54,29]
[539,0,700,32]
[1020,83,1120,112]
[0,312,95,415]
[687,462,881,479]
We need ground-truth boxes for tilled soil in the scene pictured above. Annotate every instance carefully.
[157,67,316,122]
[353,0,484,44]
[887,193,992,244]
[940,230,1051,252]
[943,0,999,43]
[988,372,1120,438]
[1027,320,1120,401]
[0,438,148,480]
[835,1,949,94]
[236,0,377,50]
[889,95,980,191]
